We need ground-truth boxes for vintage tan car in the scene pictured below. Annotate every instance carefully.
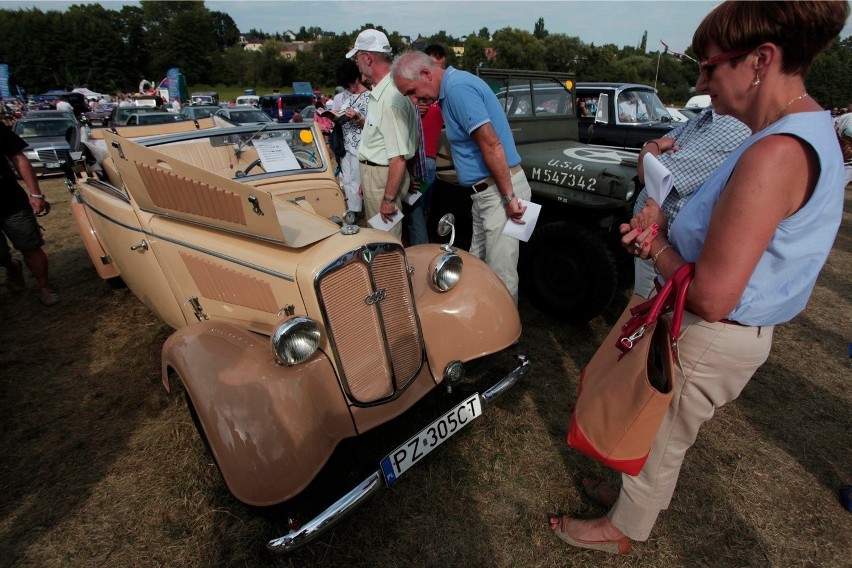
[67,121,530,553]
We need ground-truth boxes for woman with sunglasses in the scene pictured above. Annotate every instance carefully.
[550,1,848,556]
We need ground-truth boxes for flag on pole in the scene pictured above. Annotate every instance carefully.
[660,40,697,63]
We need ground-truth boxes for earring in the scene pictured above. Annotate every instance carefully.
[752,75,761,86]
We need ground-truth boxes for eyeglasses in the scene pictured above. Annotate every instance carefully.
[698,48,752,78]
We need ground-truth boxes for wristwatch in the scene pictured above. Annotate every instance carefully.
[29,194,45,199]
[500,192,516,206]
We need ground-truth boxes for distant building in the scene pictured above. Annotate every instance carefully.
[280,41,314,60]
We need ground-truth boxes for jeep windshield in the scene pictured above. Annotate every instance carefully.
[616,89,671,124]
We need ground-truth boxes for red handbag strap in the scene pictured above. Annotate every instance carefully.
[618,262,695,354]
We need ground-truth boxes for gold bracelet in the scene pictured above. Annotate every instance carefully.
[651,244,672,264]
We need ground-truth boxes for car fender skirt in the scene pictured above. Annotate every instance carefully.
[405,245,522,373]
[161,321,356,506]
[70,196,120,280]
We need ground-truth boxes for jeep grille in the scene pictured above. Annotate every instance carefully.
[316,244,424,405]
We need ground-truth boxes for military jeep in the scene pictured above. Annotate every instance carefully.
[433,69,640,323]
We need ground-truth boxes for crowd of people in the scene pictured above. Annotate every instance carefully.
[2,4,851,559]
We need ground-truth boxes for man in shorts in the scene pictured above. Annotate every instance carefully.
[1,122,59,305]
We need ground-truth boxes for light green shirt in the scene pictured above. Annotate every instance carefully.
[358,74,417,165]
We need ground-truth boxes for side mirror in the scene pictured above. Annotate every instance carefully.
[437,213,456,252]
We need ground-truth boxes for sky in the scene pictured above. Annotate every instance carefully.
[2,0,851,54]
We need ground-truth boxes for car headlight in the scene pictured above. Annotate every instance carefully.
[271,316,321,366]
[430,252,463,292]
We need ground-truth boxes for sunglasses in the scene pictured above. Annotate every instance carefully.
[698,48,752,78]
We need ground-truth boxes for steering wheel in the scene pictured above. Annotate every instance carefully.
[236,158,265,177]
[293,148,320,169]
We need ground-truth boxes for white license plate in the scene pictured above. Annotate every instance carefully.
[44,162,63,169]
[380,393,482,486]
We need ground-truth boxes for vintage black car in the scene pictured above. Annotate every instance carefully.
[576,83,675,150]
[12,117,84,175]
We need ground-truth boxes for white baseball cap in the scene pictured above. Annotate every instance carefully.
[345,29,392,59]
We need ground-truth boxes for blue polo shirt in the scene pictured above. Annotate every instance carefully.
[437,67,521,186]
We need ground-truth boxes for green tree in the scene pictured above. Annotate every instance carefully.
[639,30,647,53]
[478,27,489,40]
[490,28,546,71]
[533,17,548,40]
[460,36,488,72]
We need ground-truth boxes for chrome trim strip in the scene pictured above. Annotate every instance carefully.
[266,354,530,555]
[75,193,295,282]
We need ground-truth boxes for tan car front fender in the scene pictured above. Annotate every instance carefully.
[161,321,356,506]
[405,244,522,379]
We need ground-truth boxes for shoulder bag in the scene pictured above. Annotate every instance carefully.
[567,262,695,475]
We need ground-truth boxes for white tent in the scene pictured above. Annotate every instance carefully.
[72,87,110,102]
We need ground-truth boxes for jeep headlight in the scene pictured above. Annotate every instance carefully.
[271,317,321,365]
[430,252,463,292]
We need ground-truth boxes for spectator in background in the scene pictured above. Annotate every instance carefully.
[631,106,750,297]
[347,29,418,239]
[56,97,73,113]
[337,60,370,214]
[424,43,448,69]
[331,85,346,113]
[0,122,59,305]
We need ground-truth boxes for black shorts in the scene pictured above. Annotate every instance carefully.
[1,207,44,253]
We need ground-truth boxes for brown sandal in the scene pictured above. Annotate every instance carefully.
[548,514,631,555]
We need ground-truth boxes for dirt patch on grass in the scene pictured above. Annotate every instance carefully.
[1,178,850,567]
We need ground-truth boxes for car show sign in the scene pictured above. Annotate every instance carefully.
[0,64,10,99]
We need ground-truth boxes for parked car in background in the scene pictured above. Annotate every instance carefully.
[33,91,88,117]
[12,117,83,175]
[666,107,691,123]
[181,104,221,120]
[236,94,259,107]
[83,102,117,126]
[259,93,315,122]
[108,105,163,127]
[685,94,711,110]
[576,82,675,149]
[190,91,219,106]
[66,120,529,554]
[124,112,190,126]
[132,94,162,108]
[25,109,79,124]
[214,106,273,124]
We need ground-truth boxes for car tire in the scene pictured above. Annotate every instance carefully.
[522,221,617,323]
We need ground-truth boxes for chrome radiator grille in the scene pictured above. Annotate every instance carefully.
[317,244,424,405]
[36,148,69,162]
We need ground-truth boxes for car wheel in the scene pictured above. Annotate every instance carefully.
[522,221,617,323]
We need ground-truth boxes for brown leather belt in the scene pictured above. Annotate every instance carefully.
[359,159,388,167]
[471,165,522,193]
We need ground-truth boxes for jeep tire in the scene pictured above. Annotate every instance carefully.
[522,221,618,323]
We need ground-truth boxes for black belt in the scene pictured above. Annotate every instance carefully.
[471,165,522,193]
[359,159,388,167]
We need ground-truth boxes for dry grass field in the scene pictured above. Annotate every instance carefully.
[1,177,850,567]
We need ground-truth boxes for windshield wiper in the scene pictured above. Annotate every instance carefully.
[234,123,268,159]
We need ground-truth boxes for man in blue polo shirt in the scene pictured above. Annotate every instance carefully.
[392,51,530,302]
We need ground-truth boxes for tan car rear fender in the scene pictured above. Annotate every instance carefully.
[161,321,356,506]
[405,244,522,378]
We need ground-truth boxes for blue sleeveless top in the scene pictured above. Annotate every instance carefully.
[669,111,844,326]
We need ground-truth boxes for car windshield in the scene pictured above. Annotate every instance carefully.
[617,90,670,123]
[146,124,325,178]
[133,114,189,125]
[226,109,271,123]
[15,119,76,138]
[115,106,161,123]
[183,106,219,119]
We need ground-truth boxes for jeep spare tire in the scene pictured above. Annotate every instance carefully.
[522,221,617,323]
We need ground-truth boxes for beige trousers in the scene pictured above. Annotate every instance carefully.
[608,312,774,541]
[360,162,408,239]
[469,168,532,302]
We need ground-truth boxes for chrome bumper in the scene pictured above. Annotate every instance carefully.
[267,354,530,554]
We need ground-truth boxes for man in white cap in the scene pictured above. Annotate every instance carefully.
[346,29,418,238]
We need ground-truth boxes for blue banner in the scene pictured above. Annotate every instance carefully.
[0,64,10,99]
[167,68,180,102]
